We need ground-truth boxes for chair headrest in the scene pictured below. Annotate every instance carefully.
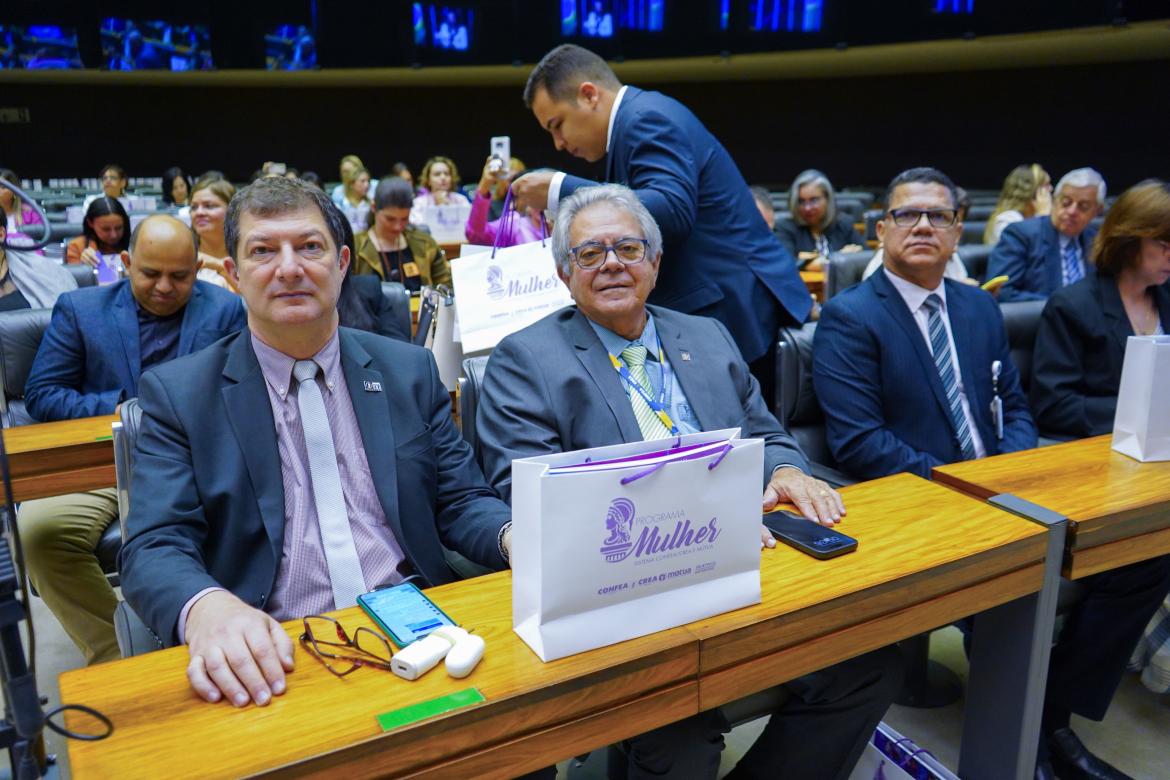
[0,308,52,401]
[825,250,876,300]
[1000,300,1047,349]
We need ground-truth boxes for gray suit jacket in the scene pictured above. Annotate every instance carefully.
[477,304,809,504]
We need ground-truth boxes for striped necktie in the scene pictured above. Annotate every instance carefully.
[619,344,672,441]
[293,359,367,610]
[920,296,976,460]
[1062,239,1084,285]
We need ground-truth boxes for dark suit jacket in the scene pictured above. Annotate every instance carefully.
[559,87,812,364]
[987,216,1098,302]
[1030,272,1170,438]
[476,304,810,504]
[774,217,863,259]
[119,328,510,645]
[25,280,246,421]
[813,271,1037,480]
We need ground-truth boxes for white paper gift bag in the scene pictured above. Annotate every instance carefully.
[511,429,763,662]
[1112,335,1170,462]
[449,207,572,352]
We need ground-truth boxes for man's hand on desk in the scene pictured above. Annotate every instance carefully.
[510,171,556,214]
[763,466,846,528]
[185,590,295,708]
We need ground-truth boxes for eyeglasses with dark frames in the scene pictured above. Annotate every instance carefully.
[569,237,650,270]
[300,615,395,677]
[886,208,959,229]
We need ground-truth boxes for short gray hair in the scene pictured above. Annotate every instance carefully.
[788,169,837,229]
[1055,167,1106,204]
[552,184,663,275]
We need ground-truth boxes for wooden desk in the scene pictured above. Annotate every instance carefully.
[62,573,700,780]
[933,435,1170,579]
[800,270,824,302]
[61,472,1052,779]
[691,473,1047,709]
[2,415,117,501]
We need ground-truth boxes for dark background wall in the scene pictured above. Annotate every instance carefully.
[2,59,1166,194]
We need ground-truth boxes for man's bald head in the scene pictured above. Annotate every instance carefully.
[122,214,202,317]
[129,213,200,260]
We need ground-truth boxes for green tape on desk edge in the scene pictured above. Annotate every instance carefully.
[376,688,486,731]
[94,435,113,441]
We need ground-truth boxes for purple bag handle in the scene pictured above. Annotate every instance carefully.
[619,443,733,486]
[491,185,549,259]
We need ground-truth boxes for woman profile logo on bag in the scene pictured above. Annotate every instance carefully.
[486,265,505,300]
[601,498,636,562]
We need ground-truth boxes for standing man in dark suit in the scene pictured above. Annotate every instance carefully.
[478,184,900,780]
[511,44,812,401]
[816,168,1164,780]
[988,167,1104,302]
[813,168,1036,481]
[119,178,513,711]
[18,214,246,665]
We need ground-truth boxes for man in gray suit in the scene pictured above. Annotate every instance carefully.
[477,184,900,780]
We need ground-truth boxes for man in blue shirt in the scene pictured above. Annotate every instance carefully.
[18,214,246,664]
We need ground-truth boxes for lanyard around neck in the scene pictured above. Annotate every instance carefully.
[607,347,680,436]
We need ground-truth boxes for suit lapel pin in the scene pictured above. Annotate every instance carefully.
[363,380,383,392]
[680,351,692,362]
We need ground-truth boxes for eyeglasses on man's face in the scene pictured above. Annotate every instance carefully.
[569,237,650,270]
[885,208,959,229]
[300,615,394,677]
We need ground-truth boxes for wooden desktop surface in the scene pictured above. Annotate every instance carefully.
[800,270,824,302]
[60,473,1045,779]
[2,415,117,501]
[933,435,1170,579]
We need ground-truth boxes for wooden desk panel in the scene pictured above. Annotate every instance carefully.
[800,270,824,302]
[2,415,117,501]
[933,436,1170,578]
[690,474,1046,704]
[61,572,699,780]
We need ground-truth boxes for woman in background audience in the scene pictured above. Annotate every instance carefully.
[355,178,450,292]
[410,156,469,224]
[82,164,131,212]
[0,222,76,311]
[66,197,130,266]
[775,169,863,269]
[0,169,46,247]
[330,202,411,342]
[1030,180,1170,438]
[390,162,414,191]
[161,166,190,207]
[339,166,373,233]
[330,154,377,207]
[188,176,238,292]
[465,156,545,247]
[984,163,1052,245]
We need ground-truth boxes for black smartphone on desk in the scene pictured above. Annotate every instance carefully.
[763,511,857,559]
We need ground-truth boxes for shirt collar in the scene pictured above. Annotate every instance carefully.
[605,85,629,154]
[252,329,342,400]
[587,308,660,362]
[883,266,947,314]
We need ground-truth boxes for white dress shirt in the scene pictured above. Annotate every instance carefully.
[547,84,628,213]
[883,268,987,458]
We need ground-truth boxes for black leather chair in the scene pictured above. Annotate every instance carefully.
[959,244,993,283]
[457,355,491,469]
[965,204,995,221]
[379,281,411,342]
[999,300,1046,395]
[49,222,81,242]
[0,308,51,428]
[111,398,166,656]
[960,221,987,245]
[774,324,853,487]
[823,249,876,302]
[67,264,97,288]
[863,209,883,242]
